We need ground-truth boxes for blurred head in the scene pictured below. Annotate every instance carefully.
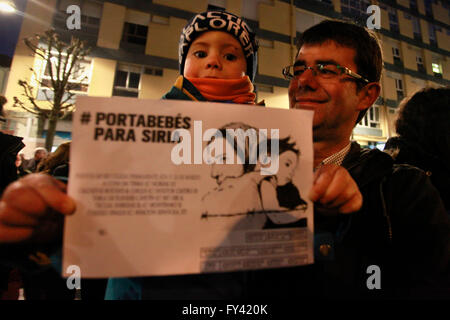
[179,11,258,81]
[36,142,70,173]
[289,20,382,140]
[34,147,48,161]
[0,95,7,118]
[396,86,450,161]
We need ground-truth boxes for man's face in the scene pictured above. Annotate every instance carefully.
[288,41,361,141]
[184,31,247,79]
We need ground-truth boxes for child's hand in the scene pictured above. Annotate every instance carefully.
[309,164,362,214]
[0,173,76,243]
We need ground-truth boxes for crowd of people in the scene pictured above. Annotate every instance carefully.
[0,10,448,300]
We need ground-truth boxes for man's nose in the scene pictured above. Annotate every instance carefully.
[296,68,319,90]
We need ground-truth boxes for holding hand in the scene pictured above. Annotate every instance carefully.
[309,164,362,214]
[0,173,76,243]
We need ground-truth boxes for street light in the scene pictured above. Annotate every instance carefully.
[0,1,16,13]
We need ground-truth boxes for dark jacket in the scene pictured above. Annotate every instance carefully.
[0,131,24,196]
[385,136,450,212]
[248,143,449,299]
[105,86,450,299]
[0,131,24,293]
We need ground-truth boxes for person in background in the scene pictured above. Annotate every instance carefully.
[36,141,70,175]
[15,154,28,178]
[0,95,24,196]
[24,147,47,173]
[384,86,450,213]
[0,95,25,300]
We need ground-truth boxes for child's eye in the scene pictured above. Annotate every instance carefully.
[224,53,237,61]
[194,51,207,58]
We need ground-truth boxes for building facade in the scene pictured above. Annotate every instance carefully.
[4,0,450,154]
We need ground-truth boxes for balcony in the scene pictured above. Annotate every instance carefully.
[429,39,438,48]
[417,64,426,74]
[410,5,418,14]
[413,33,422,41]
[393,57,404,68]
[389,24,400,34]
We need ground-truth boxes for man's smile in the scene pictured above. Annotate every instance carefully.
[292,98,327,109]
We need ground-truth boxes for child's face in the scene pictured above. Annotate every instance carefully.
[276,151,298,186]
[184,31,247,79]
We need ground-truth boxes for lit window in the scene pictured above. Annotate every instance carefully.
[38,55,91,101]
[358,105,380,129]
[395,78,404,101]
[432,63,442,74]
[416,55,426,73]
[392,46,402,66]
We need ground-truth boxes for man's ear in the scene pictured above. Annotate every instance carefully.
[356,82,381,111]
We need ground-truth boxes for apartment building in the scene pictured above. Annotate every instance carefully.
[3,0,449,152]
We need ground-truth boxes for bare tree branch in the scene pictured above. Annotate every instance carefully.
[15,29,92,150]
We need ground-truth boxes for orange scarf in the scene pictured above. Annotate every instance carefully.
[186,76,256,104]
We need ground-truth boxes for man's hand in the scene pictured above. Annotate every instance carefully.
[309,164,362,214]
[0,174,76,243]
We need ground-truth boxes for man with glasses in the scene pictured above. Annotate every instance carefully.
[265,19,449,298]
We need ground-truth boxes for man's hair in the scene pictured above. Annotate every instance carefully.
[297,19,383,124]
[395,86,450,163]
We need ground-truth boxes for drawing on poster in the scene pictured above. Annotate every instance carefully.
[200,122,308,229]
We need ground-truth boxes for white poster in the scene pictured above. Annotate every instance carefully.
[63,96,314,278]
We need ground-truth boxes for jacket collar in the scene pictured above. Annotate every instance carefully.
[342,142,394,188]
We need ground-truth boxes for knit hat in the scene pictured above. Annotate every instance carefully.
[179,11,259,81]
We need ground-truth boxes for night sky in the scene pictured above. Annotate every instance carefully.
[0,0,28,58]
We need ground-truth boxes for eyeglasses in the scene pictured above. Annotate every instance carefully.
[282,63,369,83]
